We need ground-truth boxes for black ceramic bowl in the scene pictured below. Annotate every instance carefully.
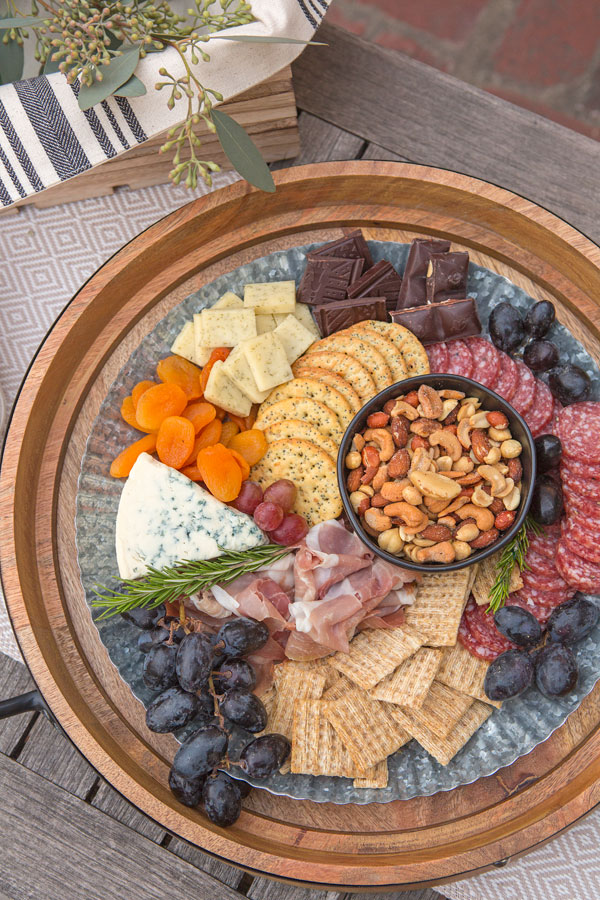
[337,374,536,573]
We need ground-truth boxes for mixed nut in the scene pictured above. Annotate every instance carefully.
[344,384,524,564]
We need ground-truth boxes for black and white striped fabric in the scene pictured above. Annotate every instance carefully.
[0,0,330,206]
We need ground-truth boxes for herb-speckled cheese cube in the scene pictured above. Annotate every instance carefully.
[203,359,252,416]
[222,345,271,404]
[194,309,256,349]
[255,313,277,334]
[243,281,296,315]
[273,314,315,364]
[242,333,293,392]
[213,291,243,310]
[170,321,197,364]
[294,302,321,338]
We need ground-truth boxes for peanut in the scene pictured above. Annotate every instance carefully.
[410,434,430,451]
[345,450,362,469]
[455,521,480,542]
[351,433,365,452]
[358,484,374,497]
[489,427,512,442]
[501,439,522,459]
[378,528,404,554]
[405,390,419,407]
[452,540,472,560]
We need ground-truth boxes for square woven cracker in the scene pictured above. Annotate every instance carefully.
[291,699,366,777]
[327,625,424,689]
[353,759,389,789]
[390,700,492,766]
[322,674,355,702]
[472,552,522,606]
[436,643,502,708]
[270,664,326,739]
[369,648,443,709]
[406,681,474,738]
[405,569,472,646]
[323,689,411,769]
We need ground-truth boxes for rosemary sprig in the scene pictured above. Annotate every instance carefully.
[486,515,542,614]
[92,543,290,619]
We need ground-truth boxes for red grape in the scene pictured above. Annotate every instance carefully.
[269,513,308,545]
[253,501,284,532]
[263,479,297,513]
[231,481,263,515]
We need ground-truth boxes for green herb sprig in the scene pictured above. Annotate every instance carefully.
[92,543,290,619]
[486,515,542,614]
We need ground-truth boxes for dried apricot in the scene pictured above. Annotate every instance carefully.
[182,401,216,434]
[121,396,139,429]
[228,447,251,480]
[181,464,204,482]
[110,434,157,478]
[195,418,223,453]
[200,348,231,395]
[157,355,202,400]
[228,429,268,466]
[220,420,240,446]
[156,416,195,469]
[214,406,227,421]
[132,380,156,409]
[135,383,187,431]
[197,443,242,502]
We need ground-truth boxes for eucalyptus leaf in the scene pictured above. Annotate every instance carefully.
[78,45,140,111]
[114,74,146,98]
[0,34,23,84]
[0,15,45,27]
[209,34,326,45]
[211,108,275,193]
[43,55,61,75]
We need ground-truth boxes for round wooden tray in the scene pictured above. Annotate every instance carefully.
[2,162,600,892]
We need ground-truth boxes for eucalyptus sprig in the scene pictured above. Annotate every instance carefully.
[486,515,542,614]
[92,543,290,619]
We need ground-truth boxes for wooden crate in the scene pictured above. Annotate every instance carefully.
[5,67,298,211]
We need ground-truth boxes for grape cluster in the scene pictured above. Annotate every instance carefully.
[232,478,309,545]
[484,597,599,702]
[125,607,291,827]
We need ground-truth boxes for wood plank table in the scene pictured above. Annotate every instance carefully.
[2,21,600,900]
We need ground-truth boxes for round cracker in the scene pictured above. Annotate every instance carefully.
[255,397,343,441]
[307,334,392,391]
[293,351,375,401]
[251,439,342,527]
[260,377,353,429]
[360,320,429,376]
[289,365,361,412]
[263,420,339,459]
[348,324,407,382]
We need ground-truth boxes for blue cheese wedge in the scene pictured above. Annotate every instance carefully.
[273,314,315,363]
[115,454,265,579]
[203,359,252,416]
[242,332,293,392]
[195,309,256,349]
[243,281,296,315]
[222,345,271,404]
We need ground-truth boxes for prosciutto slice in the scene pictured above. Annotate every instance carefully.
[211,574,292,630]
[293,519,373,603]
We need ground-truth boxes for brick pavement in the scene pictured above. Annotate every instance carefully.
[325,0,600,140]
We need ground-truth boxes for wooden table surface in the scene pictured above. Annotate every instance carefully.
[2,21,600,900]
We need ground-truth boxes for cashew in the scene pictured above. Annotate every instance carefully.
[349,491,366,512]
[402,542,420,561]
[378,528,404,554]
[483,446,502,465]
[417,384,443,419]
[390,399,419,421]
[497,462,509,476]
[440,398,459,420]
[345,451,362,469]
[472,485,494,508]
[489,427,512,442]
[351,433,365,452]
[363,428,395,462]
[439,389,466,400]
[494,476,515,499]
[454,456,474,473]
[438,515,458,528]
[470,449,480,464]
[501,439,522,459]
[358,484,375,497]
[402,485,423,505]
[477,464,507,496]
[455,522,480,542]
[372,464,389,492]
[437,496,470,517]
[380,481,406,502]
[452,540,472,560]
[436,455,454,472]
[429,446,440,460]
[415,541,456,564]
[409,470,462,501]
[429,429,463,462]
[457,402,476,423]
[465,396,482,409]
[503,485,521,511]
[457,418,473,449]
[382,501,428,529]
[410,447,434,472]
[456,503,495,531]
[469,411,490,428]
[364,508,392,532]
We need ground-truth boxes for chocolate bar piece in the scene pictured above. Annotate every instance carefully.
[314,296,387,337]
[396,238,451,309]
[298,255,364,306]
[426,252,469,304]
[390,297,481,344]
[347,259,402,307]
[310,229,373,269]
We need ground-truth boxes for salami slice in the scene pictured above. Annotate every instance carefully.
[564,491,600,520]
[556,540,600,593]
[464,598,516,654]
[527,530,560,560]
[465,337,501,388]
[561,470,600,502]
[561,530,600,565]
[492,351,519,402]
[507,592,555,624]
[556,402,600,463]
[549,400,563,437]
[523,548,559,576]
[458,614,498,660]
[516,583,575,608]
[562,515,600,546]
[444,340,474,378]
[510,361,536,417]
[526,379,554,436]
[426,342,449,373]
[521,569,570,593]
[561,458,600,481]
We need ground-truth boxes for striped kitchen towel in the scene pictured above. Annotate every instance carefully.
[0,0,330,206]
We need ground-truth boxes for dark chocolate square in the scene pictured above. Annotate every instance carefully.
[347,259,402,305]
[309,229,373,269]
[313,296,387,336]
[298,255,364,306]
[396,238,451,309]
[426,252,469,304]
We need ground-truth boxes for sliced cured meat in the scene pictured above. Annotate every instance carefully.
[444,340,474,378]
[549,400,563,437]
[510,360,536,417]
[523,549,559,576]
[561,530,600,565]
[561,470,600,502]
[562,515,600,547]
[427,342,449,373]
[465,337,501,388]
[518,582,575,606]
[561,458,600,481]
[526,379,554,435]
[564,492,600,520]
[493,352,519,401]
[556,540,600,594]
[458,614,498,660]
[464,597,516,654]
[527,530,560,560]
[556,402,600,463]
[507,592,555,624]
[521,569,570,594]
